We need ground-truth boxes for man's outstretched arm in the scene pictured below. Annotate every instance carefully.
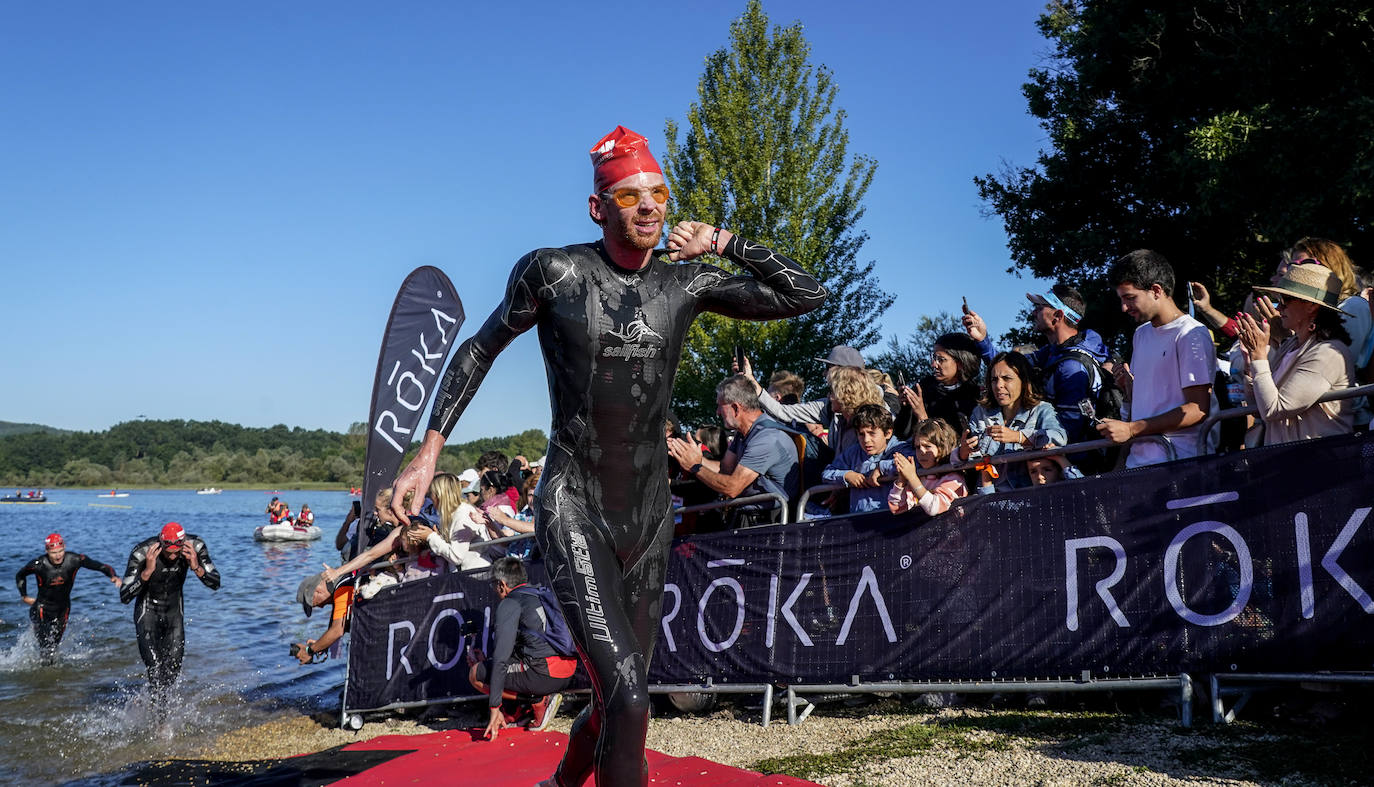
[389,253,549,521]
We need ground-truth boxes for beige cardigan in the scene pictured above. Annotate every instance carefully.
[1246,336,1356,445]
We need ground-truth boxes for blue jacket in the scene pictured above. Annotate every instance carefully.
[975,329,1109,442]
[821,436,912,514]
[967,401,1067,493]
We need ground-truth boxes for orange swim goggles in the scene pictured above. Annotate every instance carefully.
[603,185,670,208]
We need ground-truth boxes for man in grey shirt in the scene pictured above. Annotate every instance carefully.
[668,374,799,524]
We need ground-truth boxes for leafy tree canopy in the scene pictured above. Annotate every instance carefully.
[977,0,1374,339]
[0,419,546,488]
[664,0,892,424]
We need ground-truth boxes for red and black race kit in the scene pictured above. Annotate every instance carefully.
[15,552,118,663]
[120,535,220,693]
[428,236,825,786]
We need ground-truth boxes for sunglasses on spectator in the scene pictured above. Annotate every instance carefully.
[602,185,670,208]
[1289,257,1327,267]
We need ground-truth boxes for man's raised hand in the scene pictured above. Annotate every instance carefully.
[665,221,733,262]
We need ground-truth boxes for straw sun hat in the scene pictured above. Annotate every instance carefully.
[1253,262,1348,316]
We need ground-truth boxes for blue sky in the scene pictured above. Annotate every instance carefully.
[0,1,1054,443]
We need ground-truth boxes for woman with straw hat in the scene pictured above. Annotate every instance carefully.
[1235,261,1356,445]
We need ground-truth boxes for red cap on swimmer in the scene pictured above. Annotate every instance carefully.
[160,522,186,544]
[45,533,65,550]
[590,126,662,193]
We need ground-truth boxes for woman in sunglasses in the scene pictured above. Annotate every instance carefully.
[1236,262,1356,445]
[1264,239,1372,360]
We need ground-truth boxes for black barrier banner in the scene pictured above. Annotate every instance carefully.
[347,433,1374,708]
[346,571,497,708]
[346,564,584,710]
[360,267,463,512]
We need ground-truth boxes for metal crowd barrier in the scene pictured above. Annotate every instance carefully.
[1193,382,1374,454]
[1209,672,1374,724]
[355,492,791,578]
[782,673,1194,728]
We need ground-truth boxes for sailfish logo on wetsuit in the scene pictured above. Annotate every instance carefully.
[601,312,662,360]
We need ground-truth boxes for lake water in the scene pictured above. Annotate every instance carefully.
[0,489,354,784]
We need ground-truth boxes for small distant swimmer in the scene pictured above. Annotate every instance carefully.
[15,533,121,664]
[120,523,219,696]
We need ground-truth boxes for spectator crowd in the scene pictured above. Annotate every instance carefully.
[292,237,1373,734]
[662,239,1373,528]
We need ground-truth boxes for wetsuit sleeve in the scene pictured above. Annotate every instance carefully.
[192,538,221,590]
[79,554,118,579]
[428,252,549,438]
[120,543,148,604]
[486,595,522,707]
[694,235,827,321]
[16,559,37,597]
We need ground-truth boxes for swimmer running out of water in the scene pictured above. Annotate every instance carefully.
[15,533,121,664]
[388,126,826,787]
[120,523,219,697]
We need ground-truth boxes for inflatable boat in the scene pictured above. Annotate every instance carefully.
[253,522,323,542]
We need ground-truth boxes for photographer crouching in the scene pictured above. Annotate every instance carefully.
[470,557,577,739]
[292,571,355,664]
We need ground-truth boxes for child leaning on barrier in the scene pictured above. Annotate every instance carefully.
[403,472,491,572]
[820,403,911,514]
[888,418,967,516]
[1025,443,1085,487]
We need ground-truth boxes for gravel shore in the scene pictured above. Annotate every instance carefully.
[179,693,1372,786]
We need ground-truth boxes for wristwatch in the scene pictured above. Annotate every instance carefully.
[689,463,703,475]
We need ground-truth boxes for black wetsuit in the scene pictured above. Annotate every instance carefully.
[119,536,220,692]
[16,553,117,663]
[429,235,825,786]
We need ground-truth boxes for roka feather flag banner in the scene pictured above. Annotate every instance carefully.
[360,267,463,513]
[346,432,1374,711]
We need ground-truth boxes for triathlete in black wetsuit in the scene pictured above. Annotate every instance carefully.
[119,523,220,694]
[15,533,121,664]
[390,127,826,787]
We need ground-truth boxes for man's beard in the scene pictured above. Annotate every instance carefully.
[618,214,662,251]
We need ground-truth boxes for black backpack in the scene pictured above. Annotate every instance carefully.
[1044,344,1125,427]
[511,585,576,657]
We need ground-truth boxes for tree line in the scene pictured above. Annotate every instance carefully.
[0,419,548,488]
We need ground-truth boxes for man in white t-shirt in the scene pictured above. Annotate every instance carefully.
[1097,249,1218,467]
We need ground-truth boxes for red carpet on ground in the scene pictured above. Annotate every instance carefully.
[332,727,822,786]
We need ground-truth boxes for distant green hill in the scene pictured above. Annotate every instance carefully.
[0,421,70,438]
[0,419,546,488]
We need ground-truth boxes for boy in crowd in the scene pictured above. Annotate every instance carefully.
[820,403,910,514]
[1097,250,1217,466]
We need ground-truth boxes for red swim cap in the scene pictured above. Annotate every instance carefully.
[45,533,64,549]
[160,522,186,543]
[589,126,662,193]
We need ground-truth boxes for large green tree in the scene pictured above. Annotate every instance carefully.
[663,0,892,424]
[977,1,1374,334]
